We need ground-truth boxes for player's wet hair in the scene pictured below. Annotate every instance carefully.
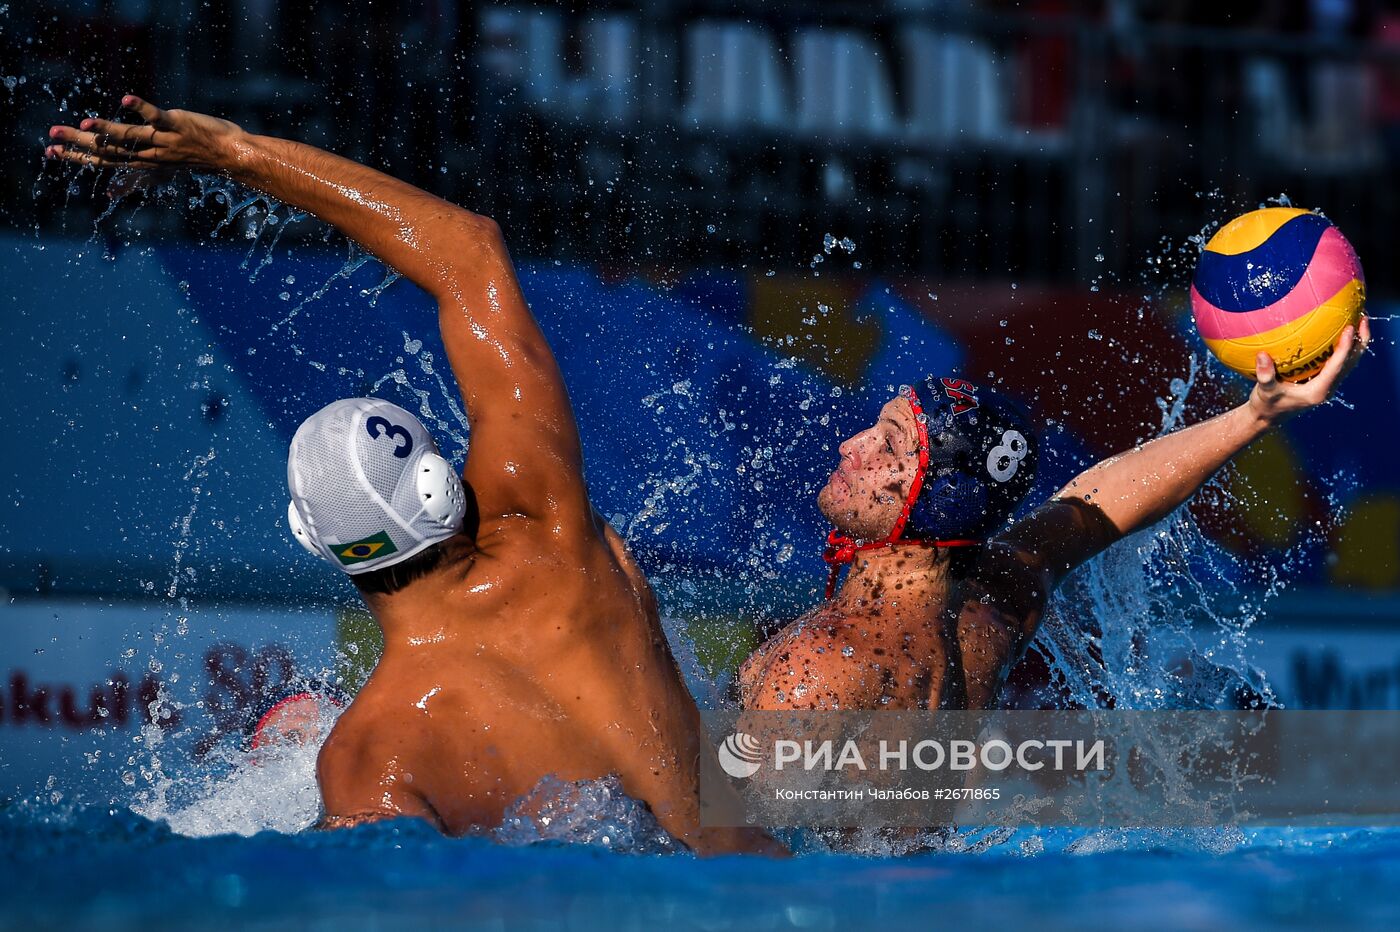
[350,541,449,596]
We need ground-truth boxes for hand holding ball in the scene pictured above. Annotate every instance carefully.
[1191,208,1364,382]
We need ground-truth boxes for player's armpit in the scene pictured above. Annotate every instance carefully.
[996,497,1121,588]
[316,811,393,830]
[941,538,1058,692]
[945,500,1116,686]
[944,598,1020,710]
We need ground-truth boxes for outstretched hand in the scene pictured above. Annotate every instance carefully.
[1248,315,1371,425]
[45,95,241,176]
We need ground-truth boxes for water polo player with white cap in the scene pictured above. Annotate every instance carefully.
[47,94,783,855]
[741,346,1369,712]
[287,398,467,579]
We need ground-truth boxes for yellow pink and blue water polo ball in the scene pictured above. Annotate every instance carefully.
[1191,207,1364,382]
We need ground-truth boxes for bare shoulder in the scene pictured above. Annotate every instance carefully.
[740,610,874,710]
[318,680,425,775]
[316,689,439,829]
[317,696,382,771]
[597,516,656,594]
[316,697,386,798]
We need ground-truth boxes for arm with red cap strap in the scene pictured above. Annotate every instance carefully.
[46,97,589,529]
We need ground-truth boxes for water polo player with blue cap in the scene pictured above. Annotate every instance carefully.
[821,376,1038,599]
[742,337,1368,712]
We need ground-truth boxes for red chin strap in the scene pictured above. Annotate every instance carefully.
[821,384,978,600]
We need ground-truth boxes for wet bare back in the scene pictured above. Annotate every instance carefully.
[44,98,775,854]
[307,215,718,843]
[328,512,709,839]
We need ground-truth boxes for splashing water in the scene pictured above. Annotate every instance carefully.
[131,694,687,852]
[51,170,1359,858]
[1036,200,1355,719]
[495,775,681,854]
[272,238,377,336]
[130,717,330,838]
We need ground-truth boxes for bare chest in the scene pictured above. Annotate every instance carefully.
[741,605,954,710]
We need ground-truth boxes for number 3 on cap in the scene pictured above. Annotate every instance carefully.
[987,430,1027,483]
[366,416,414,459]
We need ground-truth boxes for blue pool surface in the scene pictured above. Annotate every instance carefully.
[2,807,1398,930]
[4,237,1398,930]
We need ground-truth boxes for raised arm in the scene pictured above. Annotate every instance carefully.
[47,96,587,526]
[940,320,1370,698]
[1027,318,1367,582]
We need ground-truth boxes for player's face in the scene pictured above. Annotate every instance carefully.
[817,396,921,538]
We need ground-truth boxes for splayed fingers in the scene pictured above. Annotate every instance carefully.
[118,95,172,127]
[44,95,239,173]
[47,118,164,168]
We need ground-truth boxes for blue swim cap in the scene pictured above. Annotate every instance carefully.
[902,376,1038,541]
[822,376,1037,598]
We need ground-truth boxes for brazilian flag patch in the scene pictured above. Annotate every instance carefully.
[335,531,398,566]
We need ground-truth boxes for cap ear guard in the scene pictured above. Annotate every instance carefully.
[287,500,328,561]
[905,469,993,541]
[416,452,466,530]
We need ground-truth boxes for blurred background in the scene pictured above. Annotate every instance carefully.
[3,1,1400,799]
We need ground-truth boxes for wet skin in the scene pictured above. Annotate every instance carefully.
[738,397,1055,711]
[47,98,780,855]
[741,322,1370,713]
[47,98,1368,839]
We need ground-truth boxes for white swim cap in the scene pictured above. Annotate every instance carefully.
[286,398,466,575]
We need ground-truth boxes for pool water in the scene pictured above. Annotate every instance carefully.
[2,805,1397,930]
[8,707,1395,929]
[3,505,1381,929]
[4,211,1390,929]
